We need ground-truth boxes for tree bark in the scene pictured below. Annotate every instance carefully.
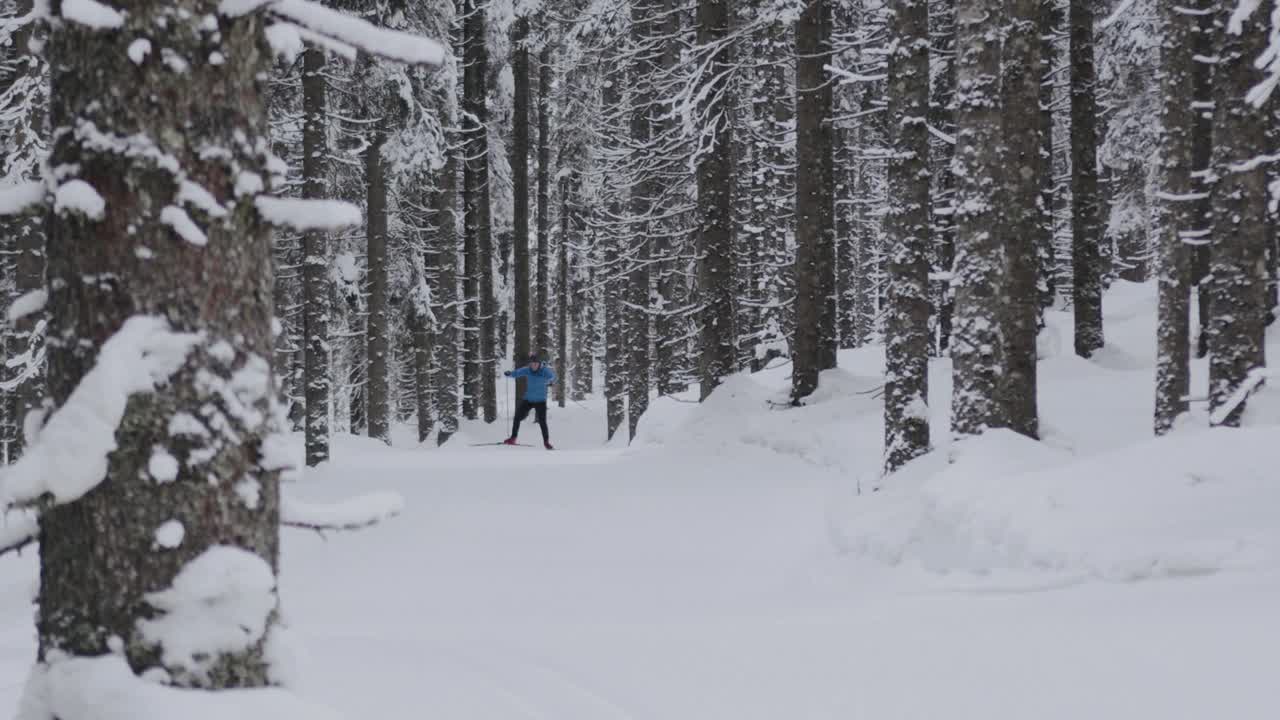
[603,65,627,439]
[930,0,956,356]
[1000,0,1044,438]
[950,0,1007,438]
[301,46,330,465]
[433,149,460,445]
[365,127,390,444]
[1206,5,1271,426]
[1152,0,1196,435]
[1069,0,1104,357]
[41,0,279,685]
[557,175,570,408]
[695,0,736,401]
[1038,0,1060,318]
[536,43,552,358]
[512,16,532,400]
[791,0,833,402]
[461,0,486,420]
[628,0,654,440]
[654,0,685,396]
[1190,2,1214,359]
[883,0,931,473]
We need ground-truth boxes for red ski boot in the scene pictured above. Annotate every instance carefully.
[502,437,518,446]
[544,442,554,451]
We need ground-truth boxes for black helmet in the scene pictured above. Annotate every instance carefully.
[528,352,541,364]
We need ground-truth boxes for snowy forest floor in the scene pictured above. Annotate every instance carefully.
[4,280,1280,718]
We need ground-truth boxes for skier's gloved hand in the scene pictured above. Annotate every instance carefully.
[503,370,513,377]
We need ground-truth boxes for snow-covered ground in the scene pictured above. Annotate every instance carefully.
[3,281,1279,718]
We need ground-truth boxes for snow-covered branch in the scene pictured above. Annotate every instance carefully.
[281,491,404,532]
[221,0,446,66]
[0,317,200,512]
[255,196,362,231]
[0,510,38,557]
[0,181,46,216]
[1209,367,1274,425]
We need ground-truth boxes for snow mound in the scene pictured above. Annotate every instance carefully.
[17,655,341,720]
[843,428,1280,580]
[136,546,277,682]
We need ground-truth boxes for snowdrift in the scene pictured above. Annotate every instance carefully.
[630,280,1280,582]
[840,427,1280,580]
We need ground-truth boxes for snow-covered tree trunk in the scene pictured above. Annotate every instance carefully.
[557,174,569,408]
[882,0,931,473]
[603,62,627,439]
[929,0,956,356]
[1152,0,1196,435]
[39,0,282,685]
[1000,0,1044,439]
[696,0,736,401]
[627,0,653,440]
[1069,0,1104,357]
[365,127,391,444]
[950,0,1006,438]
[536,43,552,359]
[1206,3,1272,426]
[1037,0,1060,318]
[302,46,330,465]
[1190,2,1214,359]
[512,15,531,397]
[791,0,834,402]
[653,0,686,397]
[433,149,460,446]
[461,0,487,421]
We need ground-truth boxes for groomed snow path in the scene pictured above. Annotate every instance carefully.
[3,282,1279,718]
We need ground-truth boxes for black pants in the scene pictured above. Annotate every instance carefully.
[512,400,549,443]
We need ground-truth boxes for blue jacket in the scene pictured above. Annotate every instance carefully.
[510,365,556,402]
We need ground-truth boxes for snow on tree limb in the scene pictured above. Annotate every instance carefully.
[220,0,445,66]
[0,181,47,216]
[23,654,344,720]
[7,289,47,324]
[281,491,404,532]
[59,0,125,29]
[0,317,200,512]
[0,510,38,557]
[255,196,362,230]
[1209,368,1273,426]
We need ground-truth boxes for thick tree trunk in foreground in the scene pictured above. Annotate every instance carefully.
[301,46,330,465]
[882,0,931,473]
[365,128,390,444]
[697,0,736,401]
[791,0,833,402]
[1206,6,1272,426]
[1000,0,1043,439]
[1069,0,1104,357]
[950,0,1006,438]
[41,1,280,685]
[1153,0,1196,435]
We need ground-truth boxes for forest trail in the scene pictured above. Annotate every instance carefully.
[269,413,1277,720]
[3,283,1279,718]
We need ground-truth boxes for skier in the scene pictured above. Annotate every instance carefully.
[503,352,556,449]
